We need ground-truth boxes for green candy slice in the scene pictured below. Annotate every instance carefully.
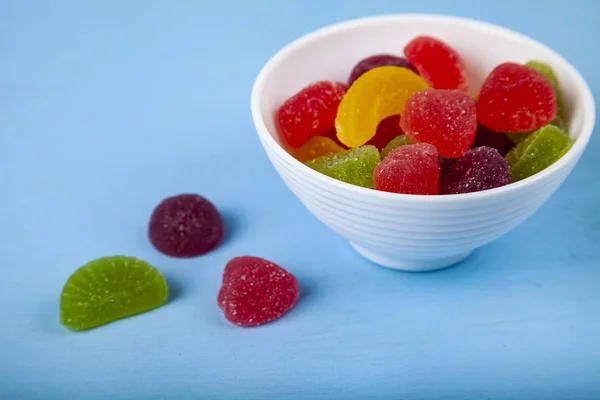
[60,256,168,331]
[305,145,381,188]
[505,125,573,182]
[381,135,414,159]
[526,60,568,131]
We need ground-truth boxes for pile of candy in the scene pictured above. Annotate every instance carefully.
[277,35,574,195]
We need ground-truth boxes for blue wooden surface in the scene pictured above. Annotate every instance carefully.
[1,1,599,399]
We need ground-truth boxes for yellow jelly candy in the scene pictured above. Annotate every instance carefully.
[335,66,430,148]
[292,136,344,163]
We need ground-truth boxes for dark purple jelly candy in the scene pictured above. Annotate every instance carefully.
[438,157,456,181]
[472,123,514,156]
[440,147,510,195]
[348,54,418,86]
[148,193,224,258]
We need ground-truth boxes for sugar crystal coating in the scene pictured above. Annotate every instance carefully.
[472,123,514,156]
[526,60,568,131]
[60,256,168,330]
[348,54,418,86]
[373,143,439,195]
[404,35,469,92]
[381,135,414,159]
[148,194,224,258]
[306,145,381,188]
[278,81,348,148]
[440,147,510,194]
[505,125,573,182]
[400,89,477,158]
[477,62,557,133]
[292,136,344,163]
[218,256,299,327]
[335,66,429,148]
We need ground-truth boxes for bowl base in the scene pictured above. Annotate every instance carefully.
[350,243,473,272]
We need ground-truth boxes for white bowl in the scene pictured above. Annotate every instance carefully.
[250,14,595,271]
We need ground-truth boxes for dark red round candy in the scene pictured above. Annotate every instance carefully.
[348,54,418,86]
[365,115,404,150]
[148,194,224,258]
[477,62,557,133]
[440,147,510,195]
[471,123,514,156]
[218,256,299,327]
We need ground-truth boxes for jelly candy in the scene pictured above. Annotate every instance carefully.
[440,147,510,195]
[292,136,344,163]
[381,135,414,159]
[366,115,405,150]
[404,35,469,92]
[323,129,347,148]
[400,89,477,158]
[505,125,573,182]
[335,66,429,148]
[218,256,299,327]
[305,145,381,188]
[373,143,439,195]
[278,81,348,148]
[477,62,557,132]
[505,132,531,145]
[60,256,168,331]
[348,54,417,86]
[148,194,224,258]
[438,157,456,180]
[472,123,514,156]
[526,60,568,130]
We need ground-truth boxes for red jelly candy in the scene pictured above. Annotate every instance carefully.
[471,123,514,156]
[365,115,404,150]
[348,54,418,86]
[218,256,299,327]
[440,147,510,195]
[477,62,557,133]
[278,81,348,148]
[373,143,439,195]
[404,36,469,92]
[148,194,223,258]
[400,89,477,158]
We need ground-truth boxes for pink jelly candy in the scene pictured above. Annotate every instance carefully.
[218,256,299,327]
[348,54,418,86]
[477,62,557,133]
[440,147,510,195]
[404,36,469,92]
[148,194,223,258]
[278,81,348,148]
[373,143,439,195]
[471,123,514,156]
[400,89,477,158]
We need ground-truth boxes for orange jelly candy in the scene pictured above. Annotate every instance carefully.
[292,136,344,163]
[335,66,429,148]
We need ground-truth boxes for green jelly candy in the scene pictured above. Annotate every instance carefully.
[305,145,381,188]
[505,131,531,144]
[526,60,568,130]
[60,256,168,331]
[505,125,573,182]
[381,135,414,159]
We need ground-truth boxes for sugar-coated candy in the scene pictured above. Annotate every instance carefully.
[505,125,573,182]
[505,132,531,145]
[278,81,348,148]
[404,35,469,92]
[440,147,510,195]
[323,129,347,148]
[335,66,429,148]
[305,145,381,188]
[472,123,514,156]
[477,62,557,133]
[292,136,344,163]
[400,89,477,158]
[366,115,405,150]
[381,135,414,159]
[148,193,224,258]
[60,256,168,330]
[373,143,439,195]
[348,54,417,86]
[438,157,456,180]
[526,60,568,130]
[218,256,299,327]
